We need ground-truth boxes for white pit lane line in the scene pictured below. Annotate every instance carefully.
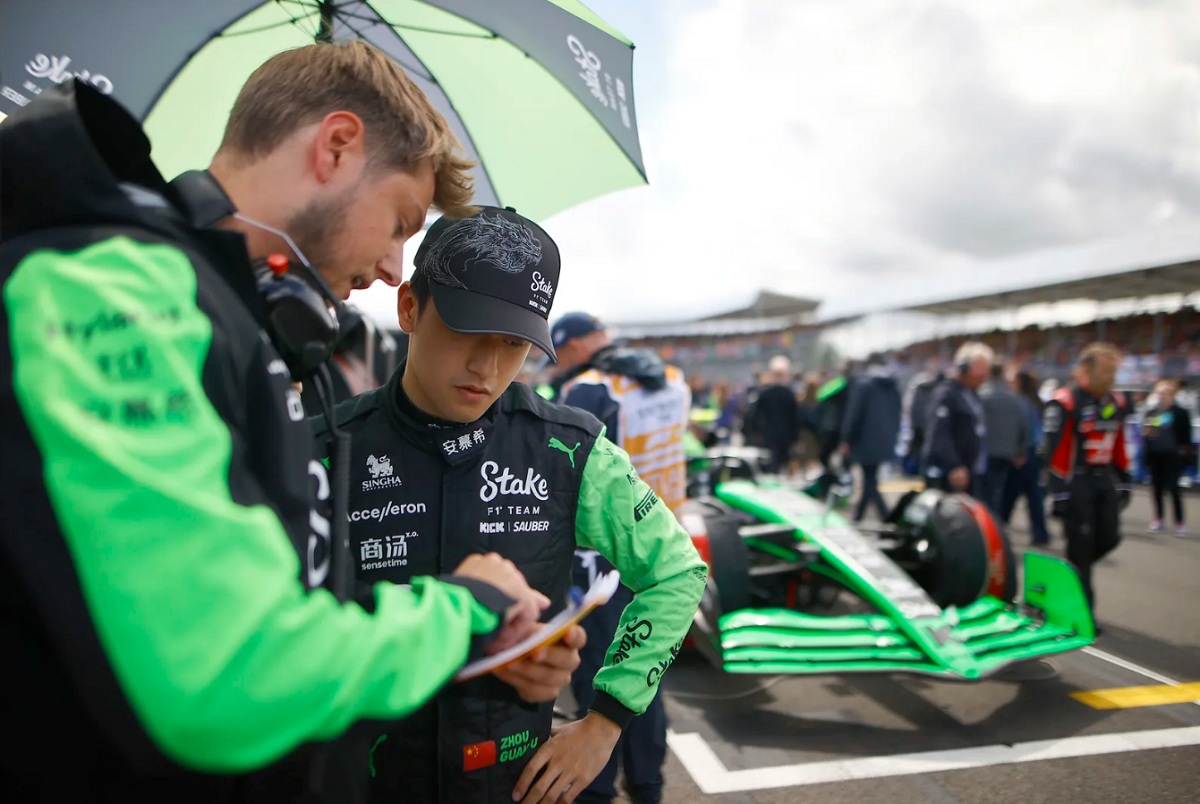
[666,727,1200,794]
[668,649,1200,794]
[1081,646,1200,707]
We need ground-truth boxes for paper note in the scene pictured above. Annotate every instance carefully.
[454,570,621,682]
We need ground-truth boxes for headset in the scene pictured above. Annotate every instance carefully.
[171,169,342,380]
[250,249,340,380]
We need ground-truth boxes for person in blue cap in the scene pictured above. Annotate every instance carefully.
[549,311,692,804]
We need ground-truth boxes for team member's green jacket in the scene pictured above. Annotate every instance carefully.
[312,365,707,802]
[0,80,510,802]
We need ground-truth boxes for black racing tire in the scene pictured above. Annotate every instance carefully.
[905,490,1017,608]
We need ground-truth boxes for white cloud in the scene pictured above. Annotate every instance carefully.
[355,0,1200,330]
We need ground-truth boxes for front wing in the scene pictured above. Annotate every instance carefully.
[693,481,1095,680]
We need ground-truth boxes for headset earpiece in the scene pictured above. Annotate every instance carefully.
[254,254,339,379]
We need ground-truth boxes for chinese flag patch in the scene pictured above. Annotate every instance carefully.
[463,740,497,772]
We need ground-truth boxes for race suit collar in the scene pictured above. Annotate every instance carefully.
[385,359,498,465]
[1070,384,1125,414]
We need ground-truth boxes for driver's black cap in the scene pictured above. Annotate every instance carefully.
[413,206,560,361]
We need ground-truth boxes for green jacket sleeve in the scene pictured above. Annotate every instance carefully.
[5,239,499,772]
[575,435,707,725]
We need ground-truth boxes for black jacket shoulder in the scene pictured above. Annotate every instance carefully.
[504,382,604,438]
[310,384,390,441]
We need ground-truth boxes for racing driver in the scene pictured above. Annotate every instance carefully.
[313,206,706,803]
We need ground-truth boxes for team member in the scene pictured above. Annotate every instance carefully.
[314,207,706,803]
[1142,379,1192,536]
[0,44,554,802]
[838,353,902,523]
[1044,343,1132,610]
[744,355,802,475]
[923,342,993,496]
[551,311,691,804]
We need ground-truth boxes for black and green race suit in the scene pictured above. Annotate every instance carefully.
[0,80,510,802]
[312,366,707,802]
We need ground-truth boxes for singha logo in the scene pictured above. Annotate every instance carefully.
[367,454,393,478]
[423,212,542,288]
[362,454,402,492]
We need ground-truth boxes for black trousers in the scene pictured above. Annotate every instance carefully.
[1146,452,1184,524]
[764,439,792,475]
[983,457,1015,515]
[853,463,887,522]
[1061,473,1121,609]
[1001,452,1050,544]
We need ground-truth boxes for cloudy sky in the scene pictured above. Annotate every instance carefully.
[351,0,1200,327]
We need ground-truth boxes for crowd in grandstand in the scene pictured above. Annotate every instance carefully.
[894,306,1200,389]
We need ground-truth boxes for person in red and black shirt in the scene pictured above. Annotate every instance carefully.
[1043,343,1131,611]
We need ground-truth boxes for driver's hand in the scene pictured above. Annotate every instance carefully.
[512,710,620,802]
[452,553,549,643]
[493,624,585,702]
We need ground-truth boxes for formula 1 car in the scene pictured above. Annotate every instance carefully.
[679,450,1095,680]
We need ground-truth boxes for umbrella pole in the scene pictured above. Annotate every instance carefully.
[316,0,335,43]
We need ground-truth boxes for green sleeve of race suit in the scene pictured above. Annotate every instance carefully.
[4,238,498,772]
[575,435,707,720]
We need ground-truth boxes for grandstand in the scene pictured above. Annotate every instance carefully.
[834,246,1199,389]
[892,306,1198,387]
[611,291,834,385]
[611,226,1200,391]
[815,225,1200,374]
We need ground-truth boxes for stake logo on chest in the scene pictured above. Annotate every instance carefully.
[479,460,550,502]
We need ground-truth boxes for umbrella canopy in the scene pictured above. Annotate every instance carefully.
[0,0,646,221]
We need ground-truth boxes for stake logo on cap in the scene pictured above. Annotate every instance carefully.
[414,206,561,361]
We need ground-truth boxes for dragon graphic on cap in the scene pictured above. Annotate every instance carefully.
[422,211,542,289]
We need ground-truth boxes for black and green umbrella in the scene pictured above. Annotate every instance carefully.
[0,0,646,221]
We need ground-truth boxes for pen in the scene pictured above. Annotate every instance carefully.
[568,586,584,609]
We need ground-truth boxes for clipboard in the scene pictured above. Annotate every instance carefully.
[454,570,621,682]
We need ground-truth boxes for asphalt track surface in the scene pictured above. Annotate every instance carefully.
[641,484,1200,804]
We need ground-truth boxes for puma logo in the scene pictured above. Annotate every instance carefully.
[548,437,581,468]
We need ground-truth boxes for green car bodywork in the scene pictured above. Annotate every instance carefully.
[696,479,1095,681]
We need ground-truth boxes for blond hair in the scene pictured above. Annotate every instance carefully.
[219,41,475,216]
[954,341,994,370]
[1078,341,1122,368]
